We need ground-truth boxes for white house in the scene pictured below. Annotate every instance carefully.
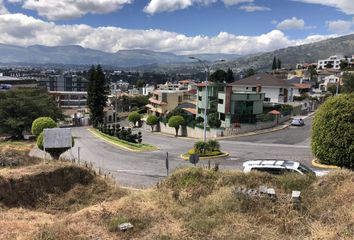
[229,73,294,104]
[319,75,340,92]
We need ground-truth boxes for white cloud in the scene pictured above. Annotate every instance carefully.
[276,17,315,30]
[293,0,354,15]
[0,13,337,55]
[7,0,133,20]
[222,0,254,6]
[143,0,218,14]
[143,0,256,14]
[239,4,270,12]
[0,0,8,14]
[326,20,353,34]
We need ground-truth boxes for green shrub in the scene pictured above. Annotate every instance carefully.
[312,94,354,169]
[146,115,159,131]
[207,113,221,128]
[31,117,57,136]
[128,112,141,126]
[206,140,220,151]
[168,115,185,136]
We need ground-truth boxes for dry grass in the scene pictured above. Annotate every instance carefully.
[1,159,353,240]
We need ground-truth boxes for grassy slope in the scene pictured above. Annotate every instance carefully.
[1,164,353,240]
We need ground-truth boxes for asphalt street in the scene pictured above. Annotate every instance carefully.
[69,116,314,188]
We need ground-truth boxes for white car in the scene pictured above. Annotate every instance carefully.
[243,160,327,176]
[291,118,305,126]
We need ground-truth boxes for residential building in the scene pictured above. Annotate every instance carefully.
[39,74,88,92]
[147,89,196,116]
[317,55,354,70]
[229,73,294,103]
[110,80,129,94]
[319,75,340,92]
[196,82,264,127]
[142,84,155,96]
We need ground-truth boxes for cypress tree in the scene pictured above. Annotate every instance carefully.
[272,56,277,70]
[87,65,108,127]
[226,68,235,83]
[277,58,282,69]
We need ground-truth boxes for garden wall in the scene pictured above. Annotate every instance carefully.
[142,114,290,139]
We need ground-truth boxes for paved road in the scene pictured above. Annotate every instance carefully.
[70,116,314,188]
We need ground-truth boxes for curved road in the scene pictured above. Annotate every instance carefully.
[70,116,314,188]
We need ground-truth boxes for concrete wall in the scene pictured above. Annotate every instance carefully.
[142,114,290,139]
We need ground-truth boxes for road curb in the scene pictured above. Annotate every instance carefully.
[312,159,340,169]
[180,152,230,160]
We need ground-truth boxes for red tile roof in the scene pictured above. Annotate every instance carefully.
[269,110,281,115]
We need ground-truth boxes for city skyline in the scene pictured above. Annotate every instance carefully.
[0,0,353,55]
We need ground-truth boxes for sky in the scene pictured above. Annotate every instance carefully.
[0,0,353,55]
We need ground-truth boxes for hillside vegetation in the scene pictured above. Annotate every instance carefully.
[0,143,353,240]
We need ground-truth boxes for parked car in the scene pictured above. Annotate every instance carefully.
[243,160,326,176]
[291,118,305,126]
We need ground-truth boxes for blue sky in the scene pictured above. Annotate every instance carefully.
[0,0,353,55]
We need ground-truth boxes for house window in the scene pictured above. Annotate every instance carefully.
[178,96,182,102]
[198,96,202,101]
[246,87,249,90]
[252,87,257,92]
[247,94,250,100]
[220,113,225,121]
[218,99,224,104]
[108,116,112,122]
[264,97,271,102]
[218,86,224,92]
[198,108,202,114]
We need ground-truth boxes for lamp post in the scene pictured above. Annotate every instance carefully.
[189,57,224,143]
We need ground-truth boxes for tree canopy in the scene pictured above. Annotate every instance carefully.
[168,115,185,136]
[0,89,62,138]
[128,112,141,126]
[207,113,221,129]
[146,115,159,131]
[312,94,354,169]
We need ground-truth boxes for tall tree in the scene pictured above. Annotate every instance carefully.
[272,56,277,70]
[226,68,235,83]
[244,68,256,78]
[342,73,354,93]
[277,58,282,69]
[87,65,108,127]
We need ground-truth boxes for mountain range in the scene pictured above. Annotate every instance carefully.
[0,44,240,68]
[0,34,353,71]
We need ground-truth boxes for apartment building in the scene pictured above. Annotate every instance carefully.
[39,74,88,92]
[317,55,354,70]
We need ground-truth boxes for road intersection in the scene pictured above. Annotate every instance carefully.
[70,116,314,188]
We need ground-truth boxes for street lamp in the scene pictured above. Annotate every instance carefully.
[189,57,225,143]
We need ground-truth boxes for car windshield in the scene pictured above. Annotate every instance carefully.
[298,164,315,175]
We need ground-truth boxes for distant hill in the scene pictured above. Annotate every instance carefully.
[221,34,354,72]
[0,44,241,68]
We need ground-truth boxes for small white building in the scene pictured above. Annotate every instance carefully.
[319,75,340,92]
